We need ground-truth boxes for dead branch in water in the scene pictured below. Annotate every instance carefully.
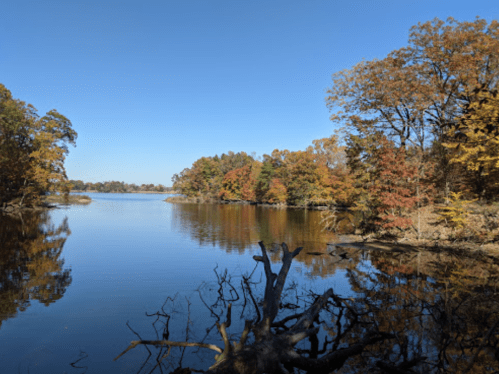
[115,241,396,373]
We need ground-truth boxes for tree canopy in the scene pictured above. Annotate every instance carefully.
[0,84,77,207]
[326,17,499,151]
[171,136,351,207]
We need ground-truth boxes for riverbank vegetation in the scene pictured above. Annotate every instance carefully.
[0,84,77,210]
[171,17,499,245]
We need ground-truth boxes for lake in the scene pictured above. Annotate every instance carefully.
[1,193,497,373]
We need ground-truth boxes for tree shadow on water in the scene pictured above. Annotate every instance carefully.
[0,212,73,329]
[115,242,499,373]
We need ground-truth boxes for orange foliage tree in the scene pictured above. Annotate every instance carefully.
[369,138,419,229]
[327,17,499,200]
[346,132,420,231]
[172,152,255,198]
[265,178,287,204]
[219,164,260,201]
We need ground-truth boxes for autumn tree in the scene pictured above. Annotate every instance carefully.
[345,132,421,231]
[264,178,287,204]
[306,135,347,171]
[218,151,254,175]
[0,84,77,207]
[219,163,261,201]
[285,150,333,206]
[328,17,499,148]
[444,86,499,199]
[369,138,419,229]
[327,17,499,198]
[172,153,255,198]
[307,134,356,206]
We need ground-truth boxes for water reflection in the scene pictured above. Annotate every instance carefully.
[141,201,499,372]
[124,239,499,373]
[171,204,331,251]
[0,211,72,327]
[171,204,372,279]
[332,245,499,372]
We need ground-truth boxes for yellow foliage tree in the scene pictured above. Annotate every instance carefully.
[0,84,77,207]
[444,86,499,197]
[437,192,476,230]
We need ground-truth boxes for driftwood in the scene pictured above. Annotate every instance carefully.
[115,241,395,373]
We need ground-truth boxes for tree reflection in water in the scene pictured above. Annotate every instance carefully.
[119,241,499,373]
[340,244,499,373]
[171,204,338,254]
[0,211,72,328]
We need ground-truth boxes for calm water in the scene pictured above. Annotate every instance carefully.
[1,193,498,373]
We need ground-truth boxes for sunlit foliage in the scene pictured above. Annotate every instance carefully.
[437,192,476,230]
[0,84,77,206]
[445,86,499,198]
[327,17,499,201]
[172,136,350,207]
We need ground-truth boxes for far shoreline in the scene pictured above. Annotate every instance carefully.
[72,190,179,194]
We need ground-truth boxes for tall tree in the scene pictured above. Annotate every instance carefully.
[327,17,499,150]
[0,84,77,207]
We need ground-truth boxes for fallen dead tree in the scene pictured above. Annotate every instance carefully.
[115,242,397,373]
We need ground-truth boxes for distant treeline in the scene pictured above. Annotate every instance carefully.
[69,180,174,193]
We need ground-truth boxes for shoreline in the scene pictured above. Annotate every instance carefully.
[165,196,499,256]
[163,195,342,210]
[1,194,92,214]
[336,236,499,258]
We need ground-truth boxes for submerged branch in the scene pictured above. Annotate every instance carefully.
[114,340,223,361]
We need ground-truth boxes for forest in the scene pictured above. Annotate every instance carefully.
[171,17,499,238]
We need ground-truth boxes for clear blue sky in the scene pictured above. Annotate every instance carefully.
[1,0,498,186]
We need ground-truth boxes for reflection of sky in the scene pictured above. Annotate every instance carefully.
[3,194,490,373]
[0,194,355,373]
